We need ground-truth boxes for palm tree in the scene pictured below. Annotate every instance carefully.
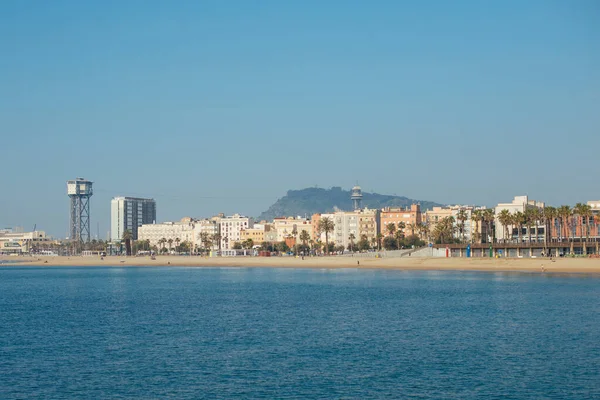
[394,230,403,249]
[122,229,133,256]
[483,208,496,244]
[175,237,180,253]
[581,204,593,242]
[542,206,556,249]
[376,233,383,251]
[498,210,512,243]
[512,211,526,243]
[456,209,468,244]
[167,238,173,252]
[558,205,572,242]
[524,208,535,243]
[471,210,482,244]
[348,233,356,252]
[318,217,335,255]
[211,233,222,252]
[574,203,593,242]
[397,222,406,237]
[299,230,310,247]
[386,223,396,237]
[159,237,167,252]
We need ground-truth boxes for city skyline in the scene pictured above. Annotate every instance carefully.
[1,1,599,237]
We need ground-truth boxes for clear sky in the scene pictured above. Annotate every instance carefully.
[1,0,598,238]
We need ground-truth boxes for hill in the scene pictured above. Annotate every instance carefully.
[257,187,443,221]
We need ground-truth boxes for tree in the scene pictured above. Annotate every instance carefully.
[211,234,222,251]
[159,237,167,251]
[175,237,180,252]
[299,230,310,248]
[167,238,174,252]
[376,233,383,251]
[198,232,212,255]
[498,210,512,243]
[318,217,335,255]
[406,223,416,237]
[383,236,397,250]
[122,230,133,256]
[348,233,356,252]
[558,205,572,241]
[432,216,455,244]
[232,241,242,250]
[394,230,403,249]
[542,206,557,249]
[357,234,370,251]
[471,210,483,244]
[386,223,396,237]
[574,203,593,242]
[456,209,468,243]
[512,211,526,243]
[483,208,496,243]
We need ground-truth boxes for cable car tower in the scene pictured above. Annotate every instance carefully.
[67,178,93,242]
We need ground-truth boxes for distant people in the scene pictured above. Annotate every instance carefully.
[357,260,360,266]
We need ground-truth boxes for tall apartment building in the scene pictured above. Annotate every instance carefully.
[110,196,156,241]
[219,214,253,250]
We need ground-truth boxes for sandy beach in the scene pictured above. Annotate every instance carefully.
[2,255,600,273]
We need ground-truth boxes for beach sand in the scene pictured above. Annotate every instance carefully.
[2,255,600,273]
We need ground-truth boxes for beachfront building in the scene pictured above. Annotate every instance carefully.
[0,230,54,254]
[312,208,380,250]
[192,217,221,251]
[219,214,254,250]
[272,217,312,243]
[424,205,484,243]
[138,218,195,252]
[380,204,422,237]
[494,196,545,243]
[548,200,600,243]
[110,196,156,241]
[240,224,267,246]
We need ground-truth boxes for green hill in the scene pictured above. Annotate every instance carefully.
[257,187,443,221]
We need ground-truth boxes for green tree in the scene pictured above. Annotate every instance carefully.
[167,238,173,252]
[122,229,133,256]
[456,209,468,243]
[299,230,310,248]
[498,210,512,243]
[318,217,335,255]
[558,205,572,241]
[386,223,396,237]
[348,233,356,252]
[471,210,482,244]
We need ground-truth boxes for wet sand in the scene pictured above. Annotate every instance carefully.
[3,255,600,273]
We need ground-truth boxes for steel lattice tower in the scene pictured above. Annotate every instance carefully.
[67,178,93,242]
[351,185,363,210]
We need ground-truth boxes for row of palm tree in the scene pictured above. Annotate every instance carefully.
[495,203,598,246]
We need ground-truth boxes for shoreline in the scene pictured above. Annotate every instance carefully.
[2,255,600,274]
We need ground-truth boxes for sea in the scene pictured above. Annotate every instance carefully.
[1,267,599,399]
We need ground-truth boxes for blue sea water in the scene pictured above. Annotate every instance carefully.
[1,267,599,399]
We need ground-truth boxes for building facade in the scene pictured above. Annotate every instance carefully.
[380,204,422,236]
[111,196,156,241]
[219,214,254,250]
[494,196,545,243]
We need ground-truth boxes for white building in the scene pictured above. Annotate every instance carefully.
[494,195,545,242]
[111,196,156,241]
[0,230,53,254]
[192,218,221,251]
[318,211,359,249]
[219,214,254,250]
[138,220,195,251]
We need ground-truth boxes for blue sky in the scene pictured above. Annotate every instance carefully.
[1,0,598,238]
